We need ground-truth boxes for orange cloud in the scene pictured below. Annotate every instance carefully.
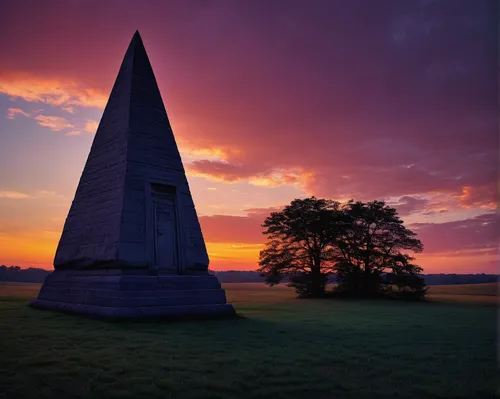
[248,170,307,187]
[457,185,497,210]
[34,115,74,131]
[64,130,81,136]
[83,119,99,133]
[0,72,107,110]
[183,147,230,161]
[61,106,75,113]
[187,160,313,189]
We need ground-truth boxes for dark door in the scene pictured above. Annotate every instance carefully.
[153,198,178,272]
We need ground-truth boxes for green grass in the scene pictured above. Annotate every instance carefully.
[0,282,497,399]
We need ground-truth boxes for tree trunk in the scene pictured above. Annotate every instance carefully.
[310,256,325,297]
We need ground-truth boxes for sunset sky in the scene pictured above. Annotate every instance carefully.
[0,0,497,273]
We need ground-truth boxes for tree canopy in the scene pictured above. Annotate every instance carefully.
[258,197,345,297]
[258,197,426,299]
[334,200,425,299]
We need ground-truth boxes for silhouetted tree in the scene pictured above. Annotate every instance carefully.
[334,200,426,299]
[258,197,345,297]
[259,198,427,299]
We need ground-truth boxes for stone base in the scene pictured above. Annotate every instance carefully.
[30,270,236,320]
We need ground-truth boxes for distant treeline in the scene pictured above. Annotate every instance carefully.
[0,266,51,283]
[0,265,497,286]
[413,273,497,286]
[213,271,498,286]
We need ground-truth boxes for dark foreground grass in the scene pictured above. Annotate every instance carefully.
[0,283,497,399]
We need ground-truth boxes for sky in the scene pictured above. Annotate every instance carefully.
[0,0,498,273]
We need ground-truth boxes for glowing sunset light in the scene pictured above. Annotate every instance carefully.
[0,73,107,110]
[0,1,497,274]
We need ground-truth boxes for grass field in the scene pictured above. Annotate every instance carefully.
[0,282,497,399]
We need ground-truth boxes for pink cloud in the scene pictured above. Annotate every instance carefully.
[6,107,30,119]
[6,106,83,134]
[412,213,498,254]
[199,206,286,245]
[188,160,255,182]
[200,214,265,244]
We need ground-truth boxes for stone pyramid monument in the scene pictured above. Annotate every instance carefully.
[31,31,235,319]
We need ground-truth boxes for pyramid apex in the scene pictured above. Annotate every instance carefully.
[131,30,142,42]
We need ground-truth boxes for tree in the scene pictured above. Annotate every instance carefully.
[258,197,345,297]
[259,197,426,299]
[334,200,425,299]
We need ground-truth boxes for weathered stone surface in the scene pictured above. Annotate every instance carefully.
[32,272,235,319]
[53,30,208,273]
[31,31,235,319]
[34,274,228,308]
